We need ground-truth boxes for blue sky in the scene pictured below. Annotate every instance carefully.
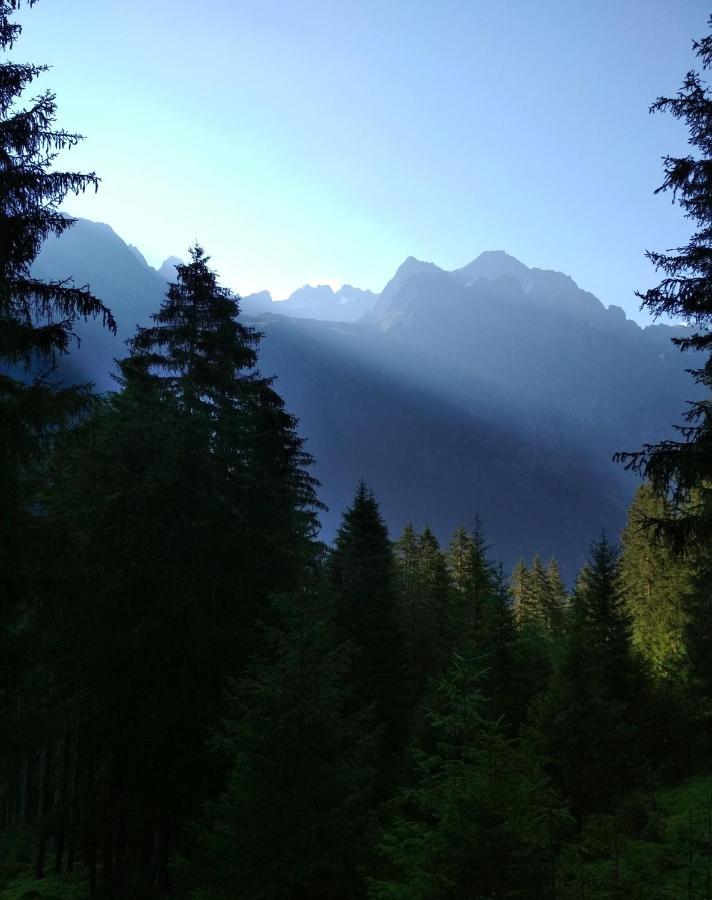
[14,0,710,320]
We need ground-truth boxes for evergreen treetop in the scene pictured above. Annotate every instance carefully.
[0,0,114,390]
[126,245,258,416]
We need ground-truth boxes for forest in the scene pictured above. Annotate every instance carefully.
[2,2,712,898]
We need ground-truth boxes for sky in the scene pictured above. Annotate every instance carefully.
[13,0,711,321]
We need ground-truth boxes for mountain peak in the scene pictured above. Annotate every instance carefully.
[367,256,451,322]
[398,255,439,274]
[158,256,184,281]
[452,250,529,286]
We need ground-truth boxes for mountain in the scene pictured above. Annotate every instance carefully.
[157,255,183,281]
[241,283,378,322]
[241,290,275,317]
[31,218,166,389]
[451,249,529,285]
[368,255,443,321]
[30,219,701,579]
[367,250,694,468]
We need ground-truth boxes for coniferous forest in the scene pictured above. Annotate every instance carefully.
[2,2,712,898]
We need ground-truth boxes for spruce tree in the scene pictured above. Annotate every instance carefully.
[615,18,712,548]
[329,482,405,750]
[0,0,114,620]
[546,558,567,626]
[126,244,258,414]
[533,537,644,817]
[621,484,694,681]
[511,558,536,625]
[40,249,320,889]
[463,519,497,637]
[481,563,523,727]
[125,245,319,599]
[0,0,114,483]
[0,2,113,879]
[513,556,565,634]
[446,524,480,640]
[190,585,377,900]
[394,522,420,630]
[416,528,454,673]
[395,525,455,712]
[446,525,474,596]
[511,556,557,704]
[370,655,567,899]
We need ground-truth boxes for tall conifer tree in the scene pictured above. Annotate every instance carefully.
[42,248,319,889]
[329,482,404,750]
[0,0,114,613]
[533,537,643,817]
[0,2,113,880]
[616,19,712,548]
[621,484,694,681]
[191,585,377,900]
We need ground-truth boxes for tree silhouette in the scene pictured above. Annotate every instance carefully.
[0,0,114,596]
[616,18,712,549]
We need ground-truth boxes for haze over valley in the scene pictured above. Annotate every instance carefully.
[34,218,700,578]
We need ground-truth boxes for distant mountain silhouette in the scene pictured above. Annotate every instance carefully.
[32,219,166,388]
[452,249,529,285]
[31,219,701,580]
[241,282,378,322]
[157,255,184,281]
[367,250,693,468]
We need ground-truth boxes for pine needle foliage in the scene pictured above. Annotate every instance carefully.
[616,19,712,549]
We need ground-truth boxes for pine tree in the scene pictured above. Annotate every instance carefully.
[446,523,482,641]
[482,563,524,727]
[394,522,421,630]
[370,655,568,899]
[395,525,455,711]
[511,558,536,626]
[125,245,320,599]
[446,523,523,725]
[446,525,474,596]
[578,537,635,691]
[39,249,320,889]
[0,0,114,623]
[615,18,712,549]
[0,0,114,499]
[416,528,454,674]
[463,519,497,637]
[0,2,113,880]
[43,379,229,890]
[532,537,645,818]
[329,482,405,750]
[190,585,377,900]
[546,558,568,627]
[621,484,694,681]
[126,244,258,414]
[512,556,566,633]
[683,553,712,704]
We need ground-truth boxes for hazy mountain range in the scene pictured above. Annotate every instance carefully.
[32,218,700,579]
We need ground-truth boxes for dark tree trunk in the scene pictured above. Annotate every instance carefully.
[66,720,79,872]
[35,746,48,879]
[19,755,28,824]
[54,730,70,874]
